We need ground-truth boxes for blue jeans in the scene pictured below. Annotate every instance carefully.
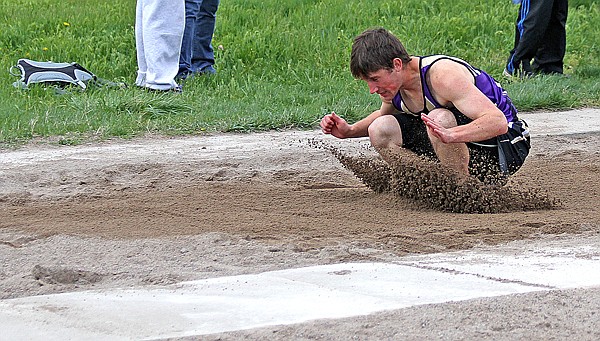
[178,0,219,78]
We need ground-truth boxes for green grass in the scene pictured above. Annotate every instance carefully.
[1,0,599,145]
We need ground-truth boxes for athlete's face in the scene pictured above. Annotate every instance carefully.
[363,66,401,102]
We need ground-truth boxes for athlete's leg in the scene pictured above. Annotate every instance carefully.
[425,108,470,177]
[368,114,404,155]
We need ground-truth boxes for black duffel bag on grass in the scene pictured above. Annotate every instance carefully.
[10,58,97,90]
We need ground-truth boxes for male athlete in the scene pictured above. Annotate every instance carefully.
[320,28,530,184]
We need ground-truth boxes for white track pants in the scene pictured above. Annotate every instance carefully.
[135,0,185,90]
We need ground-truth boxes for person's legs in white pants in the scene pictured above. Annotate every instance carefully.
[135,0,185,90]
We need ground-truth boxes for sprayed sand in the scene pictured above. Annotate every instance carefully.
[329,146,559,213]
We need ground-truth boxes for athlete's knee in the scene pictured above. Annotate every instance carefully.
[368,115,402,150]
[426,108,458,128]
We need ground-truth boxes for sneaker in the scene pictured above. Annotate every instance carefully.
[503,67,534,79]
[141,85,183,93]
[504,59,534,79]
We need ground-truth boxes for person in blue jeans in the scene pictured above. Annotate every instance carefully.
[178,0,220,80]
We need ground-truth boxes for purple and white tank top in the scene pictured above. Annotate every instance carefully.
[392,55,518,123]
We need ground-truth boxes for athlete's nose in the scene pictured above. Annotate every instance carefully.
[367,82,378,94]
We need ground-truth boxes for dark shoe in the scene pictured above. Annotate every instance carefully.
[195,65,216,76]
[534,68,568,77]
[175,71,192,82]
[176,67,215,84]
[203,66,217,74]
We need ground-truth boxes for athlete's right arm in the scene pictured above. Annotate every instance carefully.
[320,101,396,139]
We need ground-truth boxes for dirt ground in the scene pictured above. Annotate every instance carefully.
[1,121,599,339]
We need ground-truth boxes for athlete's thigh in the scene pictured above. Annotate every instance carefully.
[392,113,435,158]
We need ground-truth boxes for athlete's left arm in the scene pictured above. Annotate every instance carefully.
[421,60,508,144]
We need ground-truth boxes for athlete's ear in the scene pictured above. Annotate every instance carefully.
[392,58,403,71]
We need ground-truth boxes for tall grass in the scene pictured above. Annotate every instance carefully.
[1,0,598,145]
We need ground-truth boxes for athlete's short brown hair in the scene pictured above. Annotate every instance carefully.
[350,28,412,79]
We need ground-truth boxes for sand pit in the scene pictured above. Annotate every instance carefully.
[1,110,599,339]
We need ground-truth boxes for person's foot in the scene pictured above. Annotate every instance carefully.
[503,66,534,79]
[175,71,192,82]
[140,85,183,93]
[533,68,568,77]
[502,67,514,78]
[504,59,534,79]
[176,66,216,83]
[196,65,216,76]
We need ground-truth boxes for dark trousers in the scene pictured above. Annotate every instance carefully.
[507,0,568,74]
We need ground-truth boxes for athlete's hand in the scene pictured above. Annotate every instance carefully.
[320,112,351,139]
[421,113,456,144]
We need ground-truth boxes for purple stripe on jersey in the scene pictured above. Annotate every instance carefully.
[391,92,403,112]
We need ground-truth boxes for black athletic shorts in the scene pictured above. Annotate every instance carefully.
[392,109,530,184]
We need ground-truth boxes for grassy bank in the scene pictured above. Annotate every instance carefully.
[1,0,598,145]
